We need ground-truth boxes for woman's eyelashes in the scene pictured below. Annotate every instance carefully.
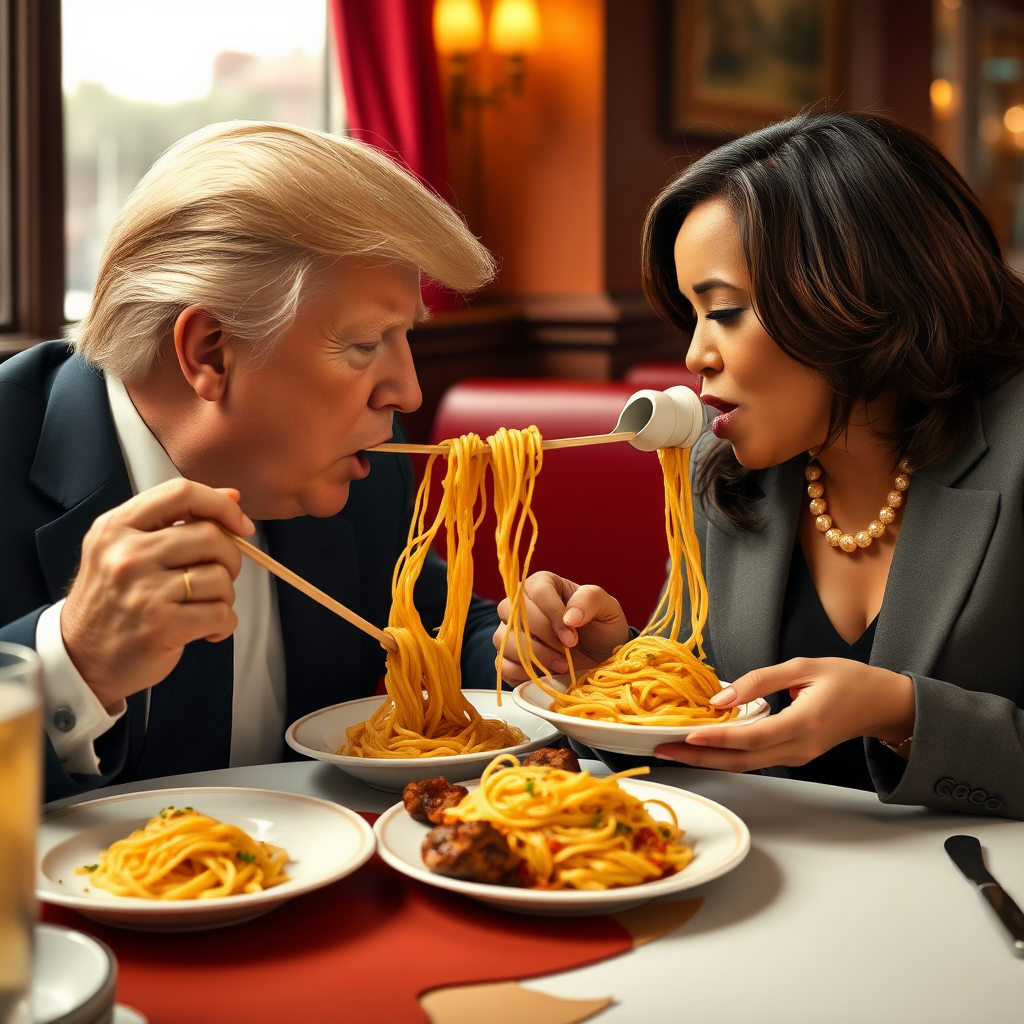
[704,306,746,323]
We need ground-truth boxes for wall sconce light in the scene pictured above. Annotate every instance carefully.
[434,0,541,131]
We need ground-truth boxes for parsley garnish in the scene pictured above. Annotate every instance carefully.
[615,822,633,836]
[237,851,256,864]
[660,827,672,839]
[524,780,535,796]
[84,864,98,872]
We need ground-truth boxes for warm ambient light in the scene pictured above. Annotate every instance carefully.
[435,0,542,130]
[489,0,541,55]
[930,78,954,113]
[1004,104,1024,134]
[434,0,484,56]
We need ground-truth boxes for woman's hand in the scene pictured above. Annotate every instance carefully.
[61,479,255,711]
[493,571,630,684]
[654,657,916,772]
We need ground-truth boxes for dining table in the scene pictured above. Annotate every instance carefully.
[43,759,1024,1024]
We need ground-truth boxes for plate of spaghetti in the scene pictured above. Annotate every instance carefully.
[374,752,750,916]
[511,677,769,756]
[36,787,375,931]
[285,689,560,792]
[490,423,770,756]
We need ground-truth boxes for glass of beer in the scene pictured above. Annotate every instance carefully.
[0,643,41,1024]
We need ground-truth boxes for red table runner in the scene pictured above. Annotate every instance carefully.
[41,813,699,1024]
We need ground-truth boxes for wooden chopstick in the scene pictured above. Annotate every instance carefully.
[215,525,398,652]
[369,430,637,456]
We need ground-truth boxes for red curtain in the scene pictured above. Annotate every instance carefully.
[330,0,459,310]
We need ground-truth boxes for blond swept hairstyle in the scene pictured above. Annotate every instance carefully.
[70,121,496,382]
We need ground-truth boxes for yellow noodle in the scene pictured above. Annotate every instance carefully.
[77,806,289,900]
[442,754,693,890]
[502,444,737,726]
[345,432,526,757]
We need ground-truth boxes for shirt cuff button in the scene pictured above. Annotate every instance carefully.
[53,707,76,733]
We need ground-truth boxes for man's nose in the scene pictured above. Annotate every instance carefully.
[378,339,422,414]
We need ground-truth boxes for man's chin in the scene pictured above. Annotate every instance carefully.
[299,482,352,519]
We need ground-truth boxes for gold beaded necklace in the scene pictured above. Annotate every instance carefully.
[806,455,912,554]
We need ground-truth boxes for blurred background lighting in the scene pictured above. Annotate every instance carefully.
[930,77,954,113]
[979,115,1003,145]
[433,0,485,56]
[1003,104,1024,133]
[489,0,542,55]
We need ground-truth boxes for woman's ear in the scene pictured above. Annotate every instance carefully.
[173,305,234,401]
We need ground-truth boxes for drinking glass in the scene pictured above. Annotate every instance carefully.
[0,644,42,1024]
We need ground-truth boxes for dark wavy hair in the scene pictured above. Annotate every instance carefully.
[641,110,1024,529]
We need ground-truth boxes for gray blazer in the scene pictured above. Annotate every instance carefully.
[691,370,1024,820]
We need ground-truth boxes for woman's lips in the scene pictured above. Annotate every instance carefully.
[701,397,739,438]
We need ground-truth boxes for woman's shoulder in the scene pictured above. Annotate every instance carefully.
[978,368,1024,459]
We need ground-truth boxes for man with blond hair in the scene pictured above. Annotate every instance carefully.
[0,122,499,801]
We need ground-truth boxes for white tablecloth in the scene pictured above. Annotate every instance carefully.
[47,761,1024,1023]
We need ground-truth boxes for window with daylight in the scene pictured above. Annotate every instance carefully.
[62,0,342,322]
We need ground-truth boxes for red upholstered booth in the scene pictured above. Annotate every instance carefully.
[426,377,697,628]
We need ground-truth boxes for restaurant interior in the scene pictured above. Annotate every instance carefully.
[2,1,1024,1023]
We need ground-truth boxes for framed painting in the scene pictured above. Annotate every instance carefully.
[665,0,845,137]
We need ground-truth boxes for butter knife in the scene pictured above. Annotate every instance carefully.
[945,835,1024,953]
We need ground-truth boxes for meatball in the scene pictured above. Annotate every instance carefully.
[421,820,521,884]
[521,747,581,772]
[403,777,469,824]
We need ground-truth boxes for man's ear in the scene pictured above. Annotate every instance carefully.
[173,305,234,402]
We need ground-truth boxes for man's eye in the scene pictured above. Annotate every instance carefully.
[355,344,379,355]
[705,307,745,323]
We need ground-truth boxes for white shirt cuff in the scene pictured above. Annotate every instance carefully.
[36,600,127,775]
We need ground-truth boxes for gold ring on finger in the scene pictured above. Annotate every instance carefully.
[183,567,193,603]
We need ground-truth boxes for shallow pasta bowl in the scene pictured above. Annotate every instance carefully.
[285,689,561,792]
[374,775,750,916]
[37,787,375,932]
[511,677,769,757]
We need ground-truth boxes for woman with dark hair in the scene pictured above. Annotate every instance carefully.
[493,110,1024,818]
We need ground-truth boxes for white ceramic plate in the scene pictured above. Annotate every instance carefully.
[37,787,375,932]
[285,689,561,792]
[511,678,770,757]
[374,776,750,916]
[31,924,115,1024]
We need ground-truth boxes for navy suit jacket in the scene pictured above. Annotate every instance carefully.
[0,342,499,802]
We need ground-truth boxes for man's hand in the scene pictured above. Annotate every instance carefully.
[493,571,630,683]
[654,657,917,772]
[60,479,255,710]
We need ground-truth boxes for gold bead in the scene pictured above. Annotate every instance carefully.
[899,458,912,474]
[868,519,885,538]
[855,530,872,548]
[878,507,895,524]
[887,490,903,508]
[839,534,858,553]
[815,514,832,532]
[894,473,910,491]
[825,528,843,547]
[807,482,824,499]
[805,464,822,482]
[809,498,827,515]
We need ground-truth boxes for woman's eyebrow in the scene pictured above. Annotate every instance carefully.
[693,277,742,295]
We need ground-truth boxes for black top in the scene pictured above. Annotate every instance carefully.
[766,542,877,791]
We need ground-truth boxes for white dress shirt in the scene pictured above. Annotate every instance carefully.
[38,374,287,774]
